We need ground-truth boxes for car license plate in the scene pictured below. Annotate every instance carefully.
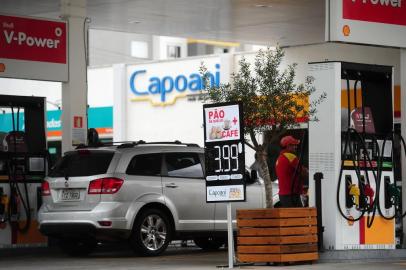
[61,189,81,201]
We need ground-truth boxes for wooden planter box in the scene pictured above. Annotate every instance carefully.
[237,207,318,264]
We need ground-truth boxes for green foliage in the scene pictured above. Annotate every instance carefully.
[201,46,325,149]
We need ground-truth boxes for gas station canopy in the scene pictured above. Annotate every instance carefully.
[0,0,325,46]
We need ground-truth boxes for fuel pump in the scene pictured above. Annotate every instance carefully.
[337,73,382,228]
[309,62,396,250]
[5,106,33,232]
[375,130,406,220]
[0,94,48,247]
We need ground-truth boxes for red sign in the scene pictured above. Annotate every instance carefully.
[351,107,376,134]
[343,0,406,26]
[0,15,67,64]
[74,116,83,128]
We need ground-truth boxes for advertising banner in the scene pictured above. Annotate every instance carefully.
[0,14,68,81]
[329,0,406,48]
[204,104,241,142]
[203,102,245,202]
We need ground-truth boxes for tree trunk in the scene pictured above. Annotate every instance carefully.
[256,146,274,208]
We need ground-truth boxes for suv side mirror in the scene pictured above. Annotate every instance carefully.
[245,170,258,184]
[251,170,258,182]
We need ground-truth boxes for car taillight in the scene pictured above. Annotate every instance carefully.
[41,181,51,196]
[88,178,124,194]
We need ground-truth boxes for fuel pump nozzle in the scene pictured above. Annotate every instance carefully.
[0,188,9,223]
[349,184,360,207]
[384,177,400,209]
[363,184,375,208]
[358,175,371,211]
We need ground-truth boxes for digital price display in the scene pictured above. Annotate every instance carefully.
[206,143,244,179]
[203,102,245,202]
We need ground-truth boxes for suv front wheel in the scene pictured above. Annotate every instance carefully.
[130,208,172,256]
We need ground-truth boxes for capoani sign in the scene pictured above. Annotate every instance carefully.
[127,57,220,106]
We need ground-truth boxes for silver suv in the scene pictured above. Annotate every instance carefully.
[38,141,267,256]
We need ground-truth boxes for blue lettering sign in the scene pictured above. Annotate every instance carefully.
[149,77,160,94]
[161,76,174,102]
[129,64,220,103]
[130,70,148,95]
[175,75,188,92]
[188,73,202,91]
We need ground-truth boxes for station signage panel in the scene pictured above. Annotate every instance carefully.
[203,102,246,203]
[329,0,406,48]
[127,57,220,106]
[0,14,68,82]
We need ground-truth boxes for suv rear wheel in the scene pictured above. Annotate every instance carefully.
[58,238,97,256]
[193,236,225,250]
[130,208,172,256]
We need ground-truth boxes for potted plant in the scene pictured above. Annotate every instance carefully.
[201,47,325,264]
[201,47,325,208]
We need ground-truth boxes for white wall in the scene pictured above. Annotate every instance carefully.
[125,56,219,146]
[0,66,114,110]
[233,43,401,85]
[0,78,62,110]
[87,67,114,107]
[152,36,188,60]
[283,43,401,85]
[126,97,205,144]
[89,29,153,66]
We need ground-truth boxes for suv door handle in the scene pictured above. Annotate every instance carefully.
[165,183,178,188]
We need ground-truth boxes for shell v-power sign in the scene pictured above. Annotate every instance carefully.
[0,14,68,82]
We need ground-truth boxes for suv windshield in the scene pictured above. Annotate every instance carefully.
[49,150,114,177]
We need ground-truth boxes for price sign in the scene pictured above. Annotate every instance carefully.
[203,102,245,202]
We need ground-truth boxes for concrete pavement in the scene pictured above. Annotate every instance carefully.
[1,242,406,270]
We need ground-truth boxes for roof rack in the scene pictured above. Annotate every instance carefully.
[75,140,200,149]
[75,141,135,149]
[117,140,200,149]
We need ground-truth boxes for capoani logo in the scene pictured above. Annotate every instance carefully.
[129,64,220,106]
[208,189,227,198]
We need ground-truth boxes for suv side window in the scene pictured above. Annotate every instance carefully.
[164,152,203,178]
[126,153,162,176]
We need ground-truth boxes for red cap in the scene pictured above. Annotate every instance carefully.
[280,135,300,147]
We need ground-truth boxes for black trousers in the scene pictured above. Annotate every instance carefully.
[279,194,303,208]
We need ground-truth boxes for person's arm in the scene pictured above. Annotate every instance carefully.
[291,157,308,194]
[301,166,309,179]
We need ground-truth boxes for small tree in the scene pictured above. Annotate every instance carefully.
[201,47,325,208]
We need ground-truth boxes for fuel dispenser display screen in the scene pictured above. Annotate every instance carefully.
[341,137,393,169]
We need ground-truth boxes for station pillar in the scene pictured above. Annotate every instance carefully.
[401,48,406,247]
[60,0,88,154]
